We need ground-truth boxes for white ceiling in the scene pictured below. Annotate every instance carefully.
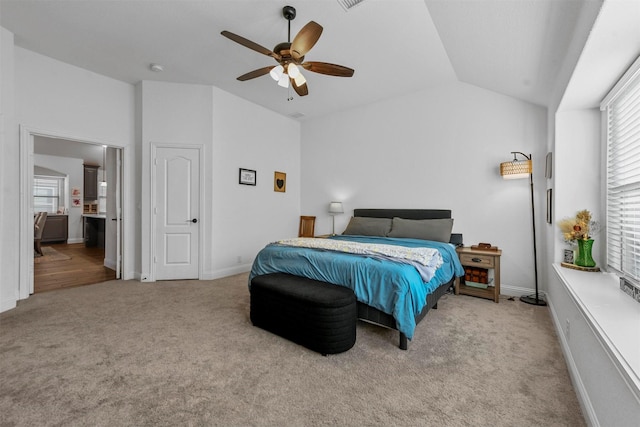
[2,0,590,120]
[34,136,107,165]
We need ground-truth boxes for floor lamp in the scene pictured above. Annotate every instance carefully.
[500,152,547,306]
[328,201,344,235]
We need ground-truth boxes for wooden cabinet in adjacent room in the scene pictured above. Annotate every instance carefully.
[84,164,99,201]
[41,215,68,243]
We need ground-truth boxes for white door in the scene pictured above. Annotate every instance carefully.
[114,148,122,279]
[154,146,200,280]
[104,146,124,279]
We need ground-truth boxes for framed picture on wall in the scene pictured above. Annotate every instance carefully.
[239,168,256,186]
[546,188,553,224]
[274,171,286,193]
[564,249,574,264]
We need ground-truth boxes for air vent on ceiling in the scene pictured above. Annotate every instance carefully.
[337,0,365,11]
[289,112,305,119]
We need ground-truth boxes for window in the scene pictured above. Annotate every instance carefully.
[34,176,65,214]
[601,56,640,285]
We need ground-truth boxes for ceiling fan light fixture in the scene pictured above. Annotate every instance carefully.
[287,63,300,78]
[278,73,290,88]
[270,64,284,81]
[221,5,354,97]
[294,73,306,86]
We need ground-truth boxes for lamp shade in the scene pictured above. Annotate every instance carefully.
[328,201,344,214]
[287,63,300,78]
[277,73,290,88]
[294,73,306,86]
[270,65,284,81]
[500,159,532,180]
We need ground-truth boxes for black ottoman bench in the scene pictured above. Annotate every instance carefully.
[250,273,357,355]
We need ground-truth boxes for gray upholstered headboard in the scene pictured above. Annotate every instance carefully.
[354,209,451,220]
[353,208,463,246]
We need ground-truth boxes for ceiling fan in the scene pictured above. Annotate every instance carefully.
[221,5,355,97]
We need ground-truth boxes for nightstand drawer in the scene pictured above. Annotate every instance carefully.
[459,253,495,268]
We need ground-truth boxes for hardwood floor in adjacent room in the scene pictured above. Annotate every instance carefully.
[34,243,116,293]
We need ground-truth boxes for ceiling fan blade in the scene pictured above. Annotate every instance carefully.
[290,21,323,60]
[237,66,275,81]
[301,62,355,77]
[292,78,309,96]
[221,30,281,61]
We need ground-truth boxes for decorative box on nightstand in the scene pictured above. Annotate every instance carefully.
[455,247,502,303]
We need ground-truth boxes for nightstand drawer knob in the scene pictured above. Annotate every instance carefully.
[471,257,482,263]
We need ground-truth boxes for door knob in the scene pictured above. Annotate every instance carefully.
[191,218,198,223]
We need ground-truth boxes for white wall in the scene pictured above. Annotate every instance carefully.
[301,81,547,295]
[0,26,17,312]
[12,46,137,298]
[33,154,84,243]
[554,109,601,264]
[139,81,301,281]
[139,80,214,281]
[544,1,640,424]
[210,86,300,276]
[15,48,135,142]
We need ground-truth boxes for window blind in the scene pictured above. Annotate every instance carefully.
[602,57,640,284]
[34,176,63,214]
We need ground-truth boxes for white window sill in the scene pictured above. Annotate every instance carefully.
[553,263,640,394]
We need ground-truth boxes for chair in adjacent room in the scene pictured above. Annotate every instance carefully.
[34,211,48,256]
[298,216,316,237]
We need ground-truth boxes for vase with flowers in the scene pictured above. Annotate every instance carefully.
[557,209,599,267]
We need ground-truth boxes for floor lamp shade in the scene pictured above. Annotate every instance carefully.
[328,202,344,235]
[499,152,546,306]
[500,159,532,179]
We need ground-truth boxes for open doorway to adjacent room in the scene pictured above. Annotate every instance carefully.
[25,133,124,294]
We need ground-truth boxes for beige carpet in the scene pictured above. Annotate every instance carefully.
[0,273,584,426]
[33,246,71,263]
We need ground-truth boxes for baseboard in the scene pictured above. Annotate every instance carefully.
[104,258,116,271]
[202,264,252,280]
[500,283,547,299]
[67,238,84,244]
[548,298,599,426]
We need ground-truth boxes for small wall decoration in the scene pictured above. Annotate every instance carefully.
[239,168,256,186]
[545,152,553,179]
[274,171,286,193]
[546,188,553,224]
[71,187,82,208]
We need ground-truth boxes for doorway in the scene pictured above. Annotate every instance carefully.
[20,127,126,298]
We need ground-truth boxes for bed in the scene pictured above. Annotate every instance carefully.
[249,209,464,349]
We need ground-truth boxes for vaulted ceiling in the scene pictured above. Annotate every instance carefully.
[2,0,591,120]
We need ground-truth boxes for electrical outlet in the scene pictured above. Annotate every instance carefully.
[565,319,570,341]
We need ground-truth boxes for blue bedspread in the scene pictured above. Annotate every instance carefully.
[249,235,464,339]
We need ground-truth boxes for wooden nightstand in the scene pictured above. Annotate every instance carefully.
[455,247,502,303]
